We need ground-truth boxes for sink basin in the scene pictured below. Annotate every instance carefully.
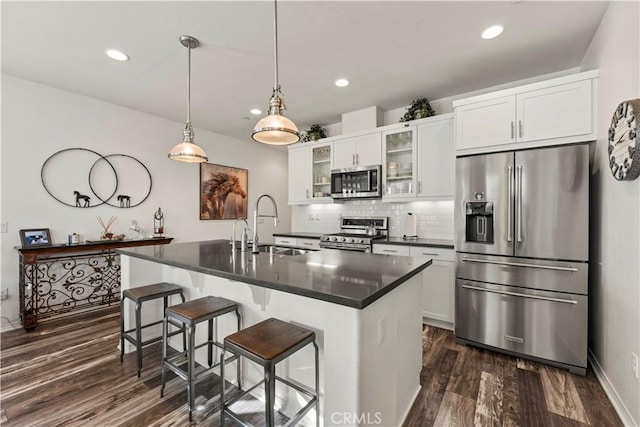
[275,248,309,256]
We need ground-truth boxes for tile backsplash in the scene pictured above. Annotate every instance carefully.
[291,200,454,240]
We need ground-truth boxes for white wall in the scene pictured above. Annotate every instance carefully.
[580,1,640,425]
[0,74,290,329]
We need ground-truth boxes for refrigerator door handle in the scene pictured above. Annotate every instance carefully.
[516,165,523,242]
[462,284,578,305]
[461,256,579,272]
[507,166,513,242]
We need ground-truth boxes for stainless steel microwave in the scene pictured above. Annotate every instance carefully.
[331,165,382,199]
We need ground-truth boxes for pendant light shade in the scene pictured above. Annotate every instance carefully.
[169,35,208,163]
[252,0,299,145]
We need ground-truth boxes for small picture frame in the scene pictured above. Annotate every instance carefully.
[19,228,52,247]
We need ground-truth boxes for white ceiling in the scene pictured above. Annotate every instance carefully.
[1,1,608,143]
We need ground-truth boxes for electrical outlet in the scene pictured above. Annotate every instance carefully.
[0,289,8,301]
[632,353,639,379]
[0,222,7,233]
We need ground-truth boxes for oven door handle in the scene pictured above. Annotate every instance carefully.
[461,284,578,304]
[461,257,578,272]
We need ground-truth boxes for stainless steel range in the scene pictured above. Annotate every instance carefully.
[320,217,388,252]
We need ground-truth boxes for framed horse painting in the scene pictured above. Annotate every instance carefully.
[199,163,248,220]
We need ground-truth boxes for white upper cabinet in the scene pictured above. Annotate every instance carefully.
[310,143,333,202]
[454,70,597,155]
[417,114,454,198]
[333,132,382,169]
[288,141,333,205]
[288,145,312,204]
[516,80,593,143]
[382,126,417,199]
[454,96,515,150]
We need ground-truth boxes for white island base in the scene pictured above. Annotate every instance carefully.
[120,255,423,426]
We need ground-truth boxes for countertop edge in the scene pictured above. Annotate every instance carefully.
[117,248,430,310]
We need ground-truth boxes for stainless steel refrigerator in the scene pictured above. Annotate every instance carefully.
[455,143,589,375]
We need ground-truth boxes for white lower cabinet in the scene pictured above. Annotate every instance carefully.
[274,236,297,246]
[373,244,454,327]
[371,244,411,256]
[274,236,320,249]
[296,238,321,249]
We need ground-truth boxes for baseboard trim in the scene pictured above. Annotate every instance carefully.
[588,349,638,427]
[0,318,21,333]
[398,385,421,426]
[422,317,454,331]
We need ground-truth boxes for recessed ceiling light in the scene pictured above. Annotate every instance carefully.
[481,25,504,40]
[250,108,262,115]
[105,48,130,62]
[335,78,350,87]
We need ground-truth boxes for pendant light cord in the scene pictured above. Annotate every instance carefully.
[273,0,279,92]
[187,42,191,124]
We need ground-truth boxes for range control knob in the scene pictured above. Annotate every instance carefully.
[328,236,336,242]
[337,236,345,242]
[347,238,354,243]
[357,239,364,244]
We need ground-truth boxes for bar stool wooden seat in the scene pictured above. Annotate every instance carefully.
[120,282,185,377]
[220,318,319,427]
[160,296,241,422]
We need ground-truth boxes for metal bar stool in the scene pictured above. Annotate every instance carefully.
[220,318,319,427]
[120,282,186,377]
[160,296,241,422]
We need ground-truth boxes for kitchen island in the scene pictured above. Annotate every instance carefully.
[117,240,431,426]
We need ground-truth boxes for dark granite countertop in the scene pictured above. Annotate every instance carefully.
[116,240,431,309]
[273,232,324,239]
[374,237,454,249]
[273,232,453,249]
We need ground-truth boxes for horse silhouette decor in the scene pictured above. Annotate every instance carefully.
[199,163,248,220]
[73,191,91,207]
[117,195,131,207]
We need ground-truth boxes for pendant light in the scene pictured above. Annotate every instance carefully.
[252,0,300,145]
[169,35,208,163]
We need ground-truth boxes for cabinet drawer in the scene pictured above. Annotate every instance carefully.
[409,246,454,262]
[297,238,320,249]
[274,237,297,246]
[372,244,410,256]
[455,279,587,368]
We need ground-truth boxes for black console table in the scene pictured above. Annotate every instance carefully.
[15,238,173,330]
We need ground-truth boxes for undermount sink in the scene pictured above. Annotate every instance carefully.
[243,245,313,256]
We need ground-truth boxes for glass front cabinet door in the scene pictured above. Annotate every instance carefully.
[311,143,332,200]
[382,126,417,199]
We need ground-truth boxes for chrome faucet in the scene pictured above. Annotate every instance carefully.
[252,194,279,254]
[230,219,249,252]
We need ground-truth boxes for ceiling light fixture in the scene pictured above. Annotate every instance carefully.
[250,108,262,115]
[105,48,129,62]
[251,0,300,145]
[335,78,349,87]
[481,25,504,40]
[168,35,208,163]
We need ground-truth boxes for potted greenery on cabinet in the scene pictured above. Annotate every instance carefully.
[400,98,435,122]
[301,124,327,142]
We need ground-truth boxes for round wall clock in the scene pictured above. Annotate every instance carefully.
[608,99,640,181]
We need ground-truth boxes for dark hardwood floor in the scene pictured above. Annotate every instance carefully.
[0,308,622,426]
[404,326,622,427]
